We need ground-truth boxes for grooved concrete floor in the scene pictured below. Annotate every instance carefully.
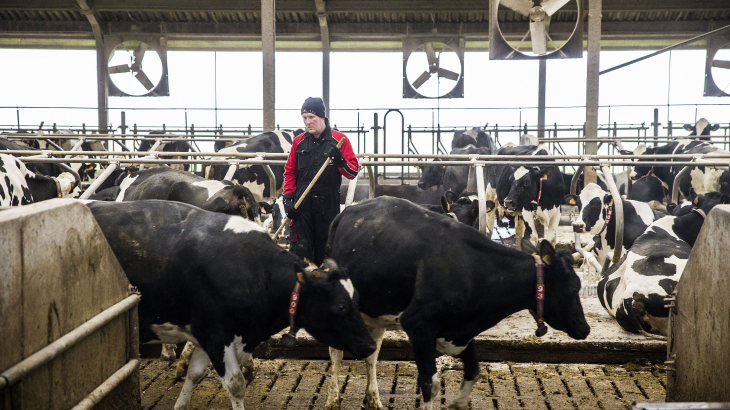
[140,358,666,409]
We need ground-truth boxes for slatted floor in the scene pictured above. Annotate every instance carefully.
[140,358,666,409]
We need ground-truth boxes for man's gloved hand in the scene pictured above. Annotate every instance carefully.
[327,146,347,167]
[282,194,299,220]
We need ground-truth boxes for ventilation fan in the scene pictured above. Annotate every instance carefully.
[403,38,464,99]
[105,36,169,97]
[704,33,730,97]
[489,0,583,60]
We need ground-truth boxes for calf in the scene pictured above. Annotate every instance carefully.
[87,200,376,410]
[116,166,260,222]
[684,118,720,141]
[0,153,77,205]
[597,191,729,338]
[417,144,491,194]
[563,183,664,265]
[325,196,589,410]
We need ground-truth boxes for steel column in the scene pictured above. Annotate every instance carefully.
[262,0,276,131]
[584,0,601,185]
[538,59,546,139]
[315,0,330,117]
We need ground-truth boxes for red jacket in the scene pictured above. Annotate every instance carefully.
[283,129,359,196]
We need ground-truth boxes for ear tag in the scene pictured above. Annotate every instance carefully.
[542,255,553,265]
[569,198,576,205]
[608,199,614,207]
[311,269,321,278]
[323,267,330,272]
[693,197,699,204]
[296,271,305,282]
[541,174,548,180]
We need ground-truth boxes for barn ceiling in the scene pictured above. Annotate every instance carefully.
[1,0,729,51]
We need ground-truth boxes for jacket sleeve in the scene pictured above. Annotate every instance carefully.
[283,138,300,196]
[335,135,359,180]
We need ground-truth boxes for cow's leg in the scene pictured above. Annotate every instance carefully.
[449,340,480,410]
[364,326,386,409]
[239,352,255,385]
[219,338,249,410]
[485,185,498,234]
[521,210,539,247]
[544,207,561,246]
[514,215,525,251]
[403,327,439,410]
[160,343,177,361]
[175,341,195,380]
[325,348,344,410]
[174,345,210,410]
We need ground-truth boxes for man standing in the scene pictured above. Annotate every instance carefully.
[283,97,359,264]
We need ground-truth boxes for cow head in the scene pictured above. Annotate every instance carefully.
[563,183,612,235]
[684,118,720,136]
[294,259,377,359]
[503,166,554,212]
[628,144,657,181]
[416,160,445,190]
[441,191,496,228]
[522,240,590,340]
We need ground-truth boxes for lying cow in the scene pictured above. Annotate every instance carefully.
[0,153,77,206]
[206,130,296,202]
[325,196,590,410]
[563,183,665,266]
[597,191,729,338]
[417,144,491,194]
[485,144,565,251]
[116,166,260,222]
[87,200,376,410]
[138,131,194,171]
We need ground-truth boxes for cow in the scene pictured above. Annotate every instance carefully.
[116,166,260,222]
[485,144,565,251]
[597,191,729,338]
[206,130,297,202]
[0,136,66,177]
[259,194,292,242]
[563,183,665,266]
[629,139,730,200]
[86,200,376,410]
[0,153,78,206]
[418,190,496,229]
[324,196,589,410]
[451,127,497,151]
[138,131,194,171]
[684,118,720,141]
[416,145,492,195]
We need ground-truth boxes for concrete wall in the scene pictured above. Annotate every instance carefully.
[666,205,730,401]
[0,199,140,410]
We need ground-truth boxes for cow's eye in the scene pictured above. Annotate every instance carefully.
[339,304,347,312]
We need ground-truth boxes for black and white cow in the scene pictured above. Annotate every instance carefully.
[86,200,376,410]
[418,191,496,229]
[116,166,260,222]
[0,153,78,206]
[138,131,194,171]
[416,145,492,195]
[324,196,589,410]
[563,183,665,266]
[629,139,730,200]
[207,130,296,202]
[684,118,720,141]
[451,127,497,151]
[597,191,730,338]
[485,144,565,250]
[259,194,292,242]
[0,136,67,177]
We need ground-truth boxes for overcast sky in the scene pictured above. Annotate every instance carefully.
[0,47,728,154]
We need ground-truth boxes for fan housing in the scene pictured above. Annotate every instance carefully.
[403,38,465,99]
[704,33,730,97]
[106,36,169,97]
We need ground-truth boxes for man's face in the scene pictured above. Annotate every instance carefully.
[302,113,327,137]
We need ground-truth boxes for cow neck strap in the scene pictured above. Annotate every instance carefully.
[693,208,707,220]
[281,282,301,348]
[597,204,613,235]
[51,177,62,198]
[536,178,543,206]
[529,254,548,337]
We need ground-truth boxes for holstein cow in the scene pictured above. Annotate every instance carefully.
[116,166,260,222]
[0,136,66,177]
[138,131,194,171]
[563,183,665,266]
[206,130,296,202]
[597,191,730,338]
[629,139,730,200]
[325,196,590,410]
[485,144,565,250]
[684,118,720,141]
[418,190,496,229]
[259,194,292,242]
[417,145,491,195]
[451,127,497,151]
[0,153,78,206]
[87,200,376,410]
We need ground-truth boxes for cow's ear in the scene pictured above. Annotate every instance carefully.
[320,258,339,273]
[259,201,273,214]
[470,200,479,216]
[603,193,613,206]
[634,144,648,156]
[619,149,633,156]
[538,240,555,265]
[683,123,694,131]
[414,165,420,170]
[440,195,450,212]
[712,124,721,132]
[444,190,458,204]
[721,194,730,205]
[690,188,699,204]
[563,194,580,207]
[485,200,496,213]
[666,203,677,214]
[539,167,554,180]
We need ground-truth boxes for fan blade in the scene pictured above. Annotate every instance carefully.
[131,42,147,72]
[424,43,438,69]
[437,67,460,81]
[109,64,131,74]
[135,70,155,91]
[530,20,547,55]
[540,0,571,16]
[412,71,432,89]
[500,0,534,17]
[712,60,730,70]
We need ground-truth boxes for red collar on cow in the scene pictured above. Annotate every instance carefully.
[597,204,613,235]
[529,254,548,337]
[281,282,301,348]
[51,177,62,198]
[693,208,707,220]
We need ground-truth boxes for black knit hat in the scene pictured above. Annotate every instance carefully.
[301,97,327,119]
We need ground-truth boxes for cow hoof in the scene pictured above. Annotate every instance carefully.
[364,395,384,410]
[448,400,468,410]
[324,397,341,410]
